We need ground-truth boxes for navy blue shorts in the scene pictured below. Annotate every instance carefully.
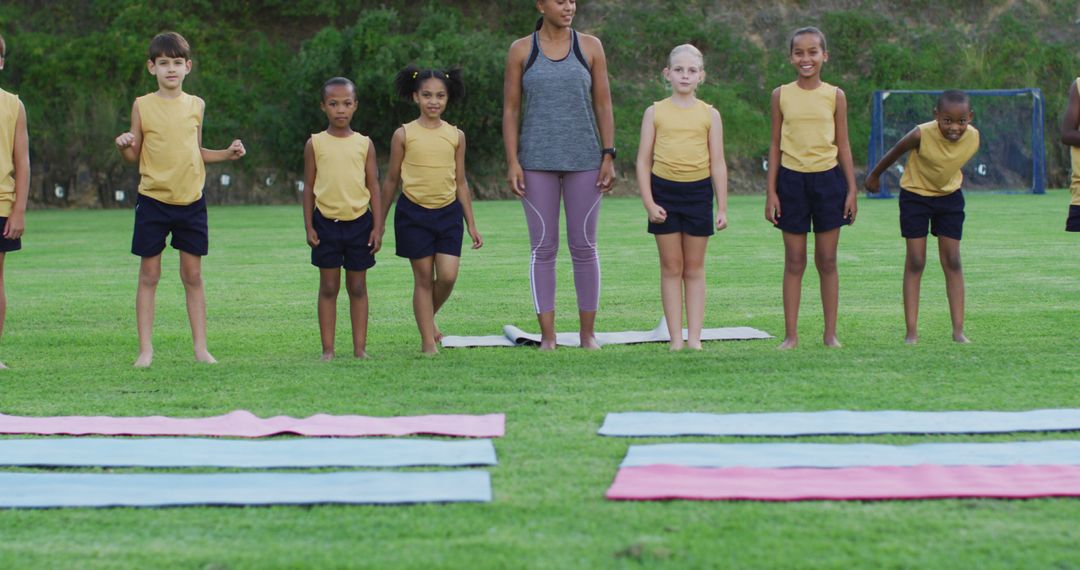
[394,194,463,259]
[647,174,714,237]
[0,217,21,253]
[1067,204,1080,232]
[899,189,965,241]
[132,194,208,257]
[774,165,849,234]
[311,209,376,271]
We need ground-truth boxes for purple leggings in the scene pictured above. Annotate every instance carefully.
[522,170,602,314]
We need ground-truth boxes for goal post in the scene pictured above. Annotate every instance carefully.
[867,89,1046,198]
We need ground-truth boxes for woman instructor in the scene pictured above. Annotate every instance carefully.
[503,0,616,350]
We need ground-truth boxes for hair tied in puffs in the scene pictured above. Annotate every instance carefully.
[412,71,418,79]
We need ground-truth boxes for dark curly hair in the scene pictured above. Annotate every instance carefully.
[393,65,465,103]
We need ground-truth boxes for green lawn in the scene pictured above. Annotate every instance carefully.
[0,192,1078,569]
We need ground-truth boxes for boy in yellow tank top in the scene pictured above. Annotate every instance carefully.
[635,44,728,351]
[302,77,384,360]
[1062,77,1080,232]
[114,32,245,368]
[765,27,859,349]
[865,90,979,344]
[0,33,30,369]
[381,66,482,355]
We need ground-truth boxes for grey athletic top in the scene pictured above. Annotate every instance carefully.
[518,30,602,172]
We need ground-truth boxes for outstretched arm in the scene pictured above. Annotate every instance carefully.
[1062,81,1080,147]
[865,126,921,194]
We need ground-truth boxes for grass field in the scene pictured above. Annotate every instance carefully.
[0,192,1077,569]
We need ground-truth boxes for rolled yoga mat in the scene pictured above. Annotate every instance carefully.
[441,318,771,348]
[599,409,1080,437]
[621,441,1080,468]
[0,470,492,508]
[0,410,506,438]
[606,464,1080,502]
[0,438,497,468]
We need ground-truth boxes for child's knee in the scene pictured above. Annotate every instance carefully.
[318,281,340,299]
[682,264,705,281]
[660,257,683,278]
[346,280,367,299]
[940,252,962,273]
[138,267,162,288]
[179,266,202,288]
[814,250,837,274]
[784,251,807,273]
[906,254,927,274]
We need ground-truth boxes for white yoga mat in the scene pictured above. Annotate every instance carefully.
[0,438,497,468]
[599,409,1080,437]
[441,318,772,348]
[0,471,492,508]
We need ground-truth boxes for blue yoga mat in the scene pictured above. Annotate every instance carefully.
[621,441,1080,468]
[0,438,496,468]
[0,471,492,508]
[599,409,1080,437]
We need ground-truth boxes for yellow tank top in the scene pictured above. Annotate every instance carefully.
[779,82,838,173]
[311,131,371,221]
[651,98,713,182]
[137,93,205,205]
[401,120,459,209]
[900,121,980,197]
[1071,78,1080,206]
[0,89,19,217]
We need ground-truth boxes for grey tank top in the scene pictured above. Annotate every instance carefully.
[518,30,602,172]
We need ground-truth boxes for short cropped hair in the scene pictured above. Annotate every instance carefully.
[667,44,704,68]
[936,89,971,111]
[789,27,827,53]
[148,32,191,61]
[321,77,357,101]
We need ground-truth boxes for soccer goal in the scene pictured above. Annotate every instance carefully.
[867,89,1046,198]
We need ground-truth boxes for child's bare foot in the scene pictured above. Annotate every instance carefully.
[421,343,439,355]
[669,340,684,352]
[904,334,918,345]
[539,337,557,351]
[953,332,970,344]
[195,350,218,364]
[353,350,369,359]
[320,351,335,361]
[778,337,798,350]
[580,335,601,350]
[823,336,842,348]
[687,340,703,351]
[134,351,154,368]
[0,361,8,369]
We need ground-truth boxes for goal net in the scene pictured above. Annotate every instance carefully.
[867,89,1046,197]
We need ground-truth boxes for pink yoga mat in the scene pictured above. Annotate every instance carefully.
[606,464,1080,502]
[0,410,505,438]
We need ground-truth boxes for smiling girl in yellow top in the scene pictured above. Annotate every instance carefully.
[635,44,728,351]
[764,27,859,350]
[381,66,482,355]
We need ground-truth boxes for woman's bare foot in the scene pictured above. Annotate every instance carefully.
[953,332,970,344]
[778,337,798,350]
[904,334,918,345]
[669,340,684,352]
[320,351,335,361]
[539,337,557,351]
[354,350,369,359]
[687,340,703,351]
[421,343,439,355]
[823,336,842,348]
[134,351,154,368]
[194,350,218,364]
[580,335,601,350]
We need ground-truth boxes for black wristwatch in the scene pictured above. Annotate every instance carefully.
[601,147,617,160]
